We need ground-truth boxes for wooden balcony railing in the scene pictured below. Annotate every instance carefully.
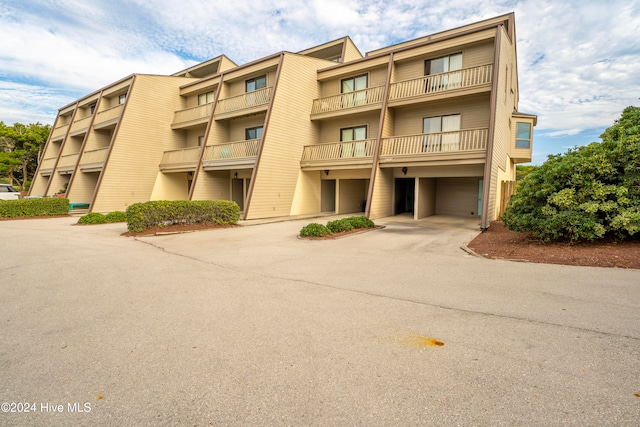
[51,123,69,140]
[159,147,201,170]
[203,139,260,161]
[311,86,385,115]
[301,139,377,162]
[388,64,493,100]
[172,103,213,126]
[38,157,57,175]
[80,147,109,167]
[380,128,488,156]
[70,115,92,134]
[216,87,271,115]
[94,104,123,126]
[57,153,79,168]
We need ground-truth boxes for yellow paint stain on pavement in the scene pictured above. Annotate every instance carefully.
[398,331,444,348]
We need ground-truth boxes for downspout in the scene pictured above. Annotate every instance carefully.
[39,102,79,196]
[65,92,103,199]
[242,52,285,220]
[188,75,224,200]
[89,76,137,212]
[365,52,394,218]
[481,26,502,229]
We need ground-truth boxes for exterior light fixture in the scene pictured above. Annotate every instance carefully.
[402,167,408,175]
[324,170,329,176]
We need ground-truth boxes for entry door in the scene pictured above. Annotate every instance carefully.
[321,180,336,212]
[395,178,415,214]
[232,178,244,211]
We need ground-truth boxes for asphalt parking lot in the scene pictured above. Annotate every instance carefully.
[1,215,639,425]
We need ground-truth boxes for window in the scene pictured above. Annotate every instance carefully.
[198,91,215,105]
[515,122,532,148]
[341,74,368,108]
[425,53,462,92]
[423,114,461,152]
[246,75,266,93]
[198,136,205,146]
[340,126,367,158]
[89,103,96,114]
[118,94,126,105]
[245,126,263,140]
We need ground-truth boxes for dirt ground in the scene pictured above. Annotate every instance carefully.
[466,221,640,269]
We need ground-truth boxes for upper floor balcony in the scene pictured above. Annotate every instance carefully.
[201,139,260,171]
[93,104,123,130]
[50,123,69,142]
[39,157,57,176]
[388,64,493,106]
[69,115,92,136]
[379,128,488,166]
[300,139,377,170]
[79,147,109,172]
[310,86,385,120]
[159,147,201,172]
[215,87,272,120]
[171,103,213,129]
[57,153,79,175]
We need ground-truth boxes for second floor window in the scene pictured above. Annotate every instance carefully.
[340,125,367,158]
[246,75,266,93]
[515,122,532,148]
[245,126,263,140]
[198,91,215,105]
[118,94,126,105]
[341,74,367,93]
[423,114,461,152]
[425,53,462,75]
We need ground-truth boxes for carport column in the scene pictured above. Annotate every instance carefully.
[335,179,340,214]
[413,177,419,220]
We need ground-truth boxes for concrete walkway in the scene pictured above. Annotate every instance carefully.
[1,216,638,426]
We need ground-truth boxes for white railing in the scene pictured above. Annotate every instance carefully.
[203,139,260,161]
[301,139,377,161]
[380,128,488,156]
[80,147,109,165]
[94,104,123,125]
[216,87,271,115]
[159,147,201,166]
[388,64,493,100]
[311,86,385,114]
[57,152,80,168]
[172,103,213,125]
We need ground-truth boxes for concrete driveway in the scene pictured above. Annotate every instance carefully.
[1,215,639,426]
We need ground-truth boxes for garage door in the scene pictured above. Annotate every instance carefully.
[435,177,481,216]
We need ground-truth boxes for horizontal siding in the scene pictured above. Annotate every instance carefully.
[435,177,480,216]
[318,111,380,143]
[368,167,393,219]
[191,170,230,201]
[228,115,267,142]
[227,69,278,98]
[338,179,367,214]
[320,66,387,98]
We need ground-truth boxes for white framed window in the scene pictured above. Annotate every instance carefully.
[340,125,367,158]
[423,114,461,152]
[425,53,463,91]
[515,122,532,148]
[198,91,215,105]
[246,75,266,93]
[341,74,368,108]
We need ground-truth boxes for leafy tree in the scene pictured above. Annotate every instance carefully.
[516,165,538,181]
[0,122,51,190]
[503,106,640,242]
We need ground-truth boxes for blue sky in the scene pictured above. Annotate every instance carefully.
[1,0,639,165]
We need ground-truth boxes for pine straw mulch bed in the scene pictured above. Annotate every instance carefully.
[466,221,640,269]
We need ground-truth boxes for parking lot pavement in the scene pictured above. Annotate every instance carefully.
[1,216,639,426]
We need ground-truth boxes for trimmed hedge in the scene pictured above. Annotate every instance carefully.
[126,200,240,232]
[104,211,127,223]
[300,223,331,237]
[327,218,354,233]
[78,212,107,224]
[300,215,375,237]
[0,197,69,218]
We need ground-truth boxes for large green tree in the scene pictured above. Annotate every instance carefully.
[503,106,640,242]
[0,122,51,191]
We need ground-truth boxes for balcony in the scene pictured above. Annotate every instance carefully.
[51,123,69,141]
[215,87,272,120]
[202,139,260,171]
[93,104,123,129]
[310,86,385,120]
[159,147,202,172]
[79,147,109,172]
[69,116,92,136]
[388,64,493,105]
[171,103,213,129]
[300,139,376,170]
[39,157,57,176]
[57,153,79,174]
[379,128,488,166]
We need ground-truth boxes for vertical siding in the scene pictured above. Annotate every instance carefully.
[246,54,329,219]
[92,75,188,212]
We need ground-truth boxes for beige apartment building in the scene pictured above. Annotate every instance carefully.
[30,13,535,228]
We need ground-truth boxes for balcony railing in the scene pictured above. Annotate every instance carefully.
[159,147,201,171]
[94,104,123,127]
[38,157,57,175]
[301,139,377,162]
[202,139,260,170]
[311,86,385,115]
[388,64,493,101]
[171,103,213,127]
[380,128,488,157]
[79,147,109,171]
[216,87,271,115]
[70,115,92,135]
[51,123,69,140]
[56,152,79,173]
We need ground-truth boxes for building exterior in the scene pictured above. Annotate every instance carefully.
[30,13,535,228]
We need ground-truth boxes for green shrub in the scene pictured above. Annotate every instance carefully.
[126,200,240,232]
[300,223,331,237]
[0,197,69,218]
[503,106,640,242]
[327,218,354,233]
[345,215,375,229]
[104,211,127,223]
[78,212,107,224]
